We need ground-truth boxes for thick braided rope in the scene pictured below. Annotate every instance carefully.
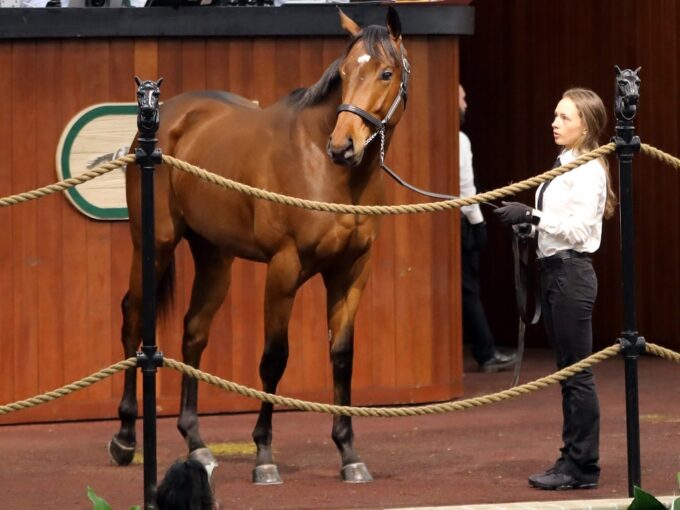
[163,344,622,417]
[641,143,680,170]
[0,358,137,415]
[645,342,680,363]
[0,343,676,418]
[0,155,134,208]
[162,143,615,216]
[5,142,680,215]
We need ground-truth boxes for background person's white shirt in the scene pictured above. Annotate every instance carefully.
[459,131,484,225]
[533,149,607,258]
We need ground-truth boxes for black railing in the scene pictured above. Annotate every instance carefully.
[612,65,644,497]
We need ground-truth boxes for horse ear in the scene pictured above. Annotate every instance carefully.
[134,76,141,87]
[338,8,362,37]
[634,66,641,74]
[614,65,622,75]
[157,77,164,88]
[386,6,402,40]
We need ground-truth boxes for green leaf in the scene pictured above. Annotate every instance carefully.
[86,487,112,510]
[672,497,680,510]
[677,471,680,490]
[627,486,667,510]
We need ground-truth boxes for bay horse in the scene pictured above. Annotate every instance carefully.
[108,7,410,485]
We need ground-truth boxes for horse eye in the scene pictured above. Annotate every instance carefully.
[381,70,393,81]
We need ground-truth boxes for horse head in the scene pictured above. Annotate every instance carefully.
[327,7,409,166]
[134,76,164,134]
[614,66,641,121]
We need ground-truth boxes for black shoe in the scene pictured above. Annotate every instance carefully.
[528,472,598,490]
[530,457,565,478]
[478,350,517,373]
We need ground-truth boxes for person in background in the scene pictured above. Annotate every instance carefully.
[459,85,517,373]
[494,87,616,490]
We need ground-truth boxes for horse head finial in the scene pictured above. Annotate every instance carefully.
[615,66,641,122]
[135,76,163,135]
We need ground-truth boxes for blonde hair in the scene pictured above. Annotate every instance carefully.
[562,88,617,219]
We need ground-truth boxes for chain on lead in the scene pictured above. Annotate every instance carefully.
[379,127,387,165]
[364,127,381,148]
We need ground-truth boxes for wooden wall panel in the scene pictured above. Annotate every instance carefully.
[0,44,14,406]
[12,42,40,403]
[460,0,680,351]
[36,43,65,397]
[0,34,462,425]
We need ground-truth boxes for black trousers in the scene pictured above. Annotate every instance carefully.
[461,219,495,365]
[540,256,600,482]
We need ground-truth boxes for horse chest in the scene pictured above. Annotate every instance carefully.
[315,216,376,261]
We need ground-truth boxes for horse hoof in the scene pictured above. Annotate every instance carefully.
[189,447,218,477]
[341,462,373,483]
[252,464,283,485]
[107,436,136,466]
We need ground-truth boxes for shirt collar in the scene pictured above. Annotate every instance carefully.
[559,148,576,164]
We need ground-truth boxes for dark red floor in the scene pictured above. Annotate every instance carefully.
[1,348,678,509]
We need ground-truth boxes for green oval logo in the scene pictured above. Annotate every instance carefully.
[56,103,138,220]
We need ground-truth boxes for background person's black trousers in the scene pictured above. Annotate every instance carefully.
[540,256,600,483]
[461,218,495,365]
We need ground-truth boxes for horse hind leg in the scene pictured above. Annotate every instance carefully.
[177,233,231,469]
[108,243,176,466]
[323,254,373,483]
[252,248,301,485]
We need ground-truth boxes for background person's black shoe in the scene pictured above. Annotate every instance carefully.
[478,350,517,373]
[528,472,598,490]
[528,457,566,481]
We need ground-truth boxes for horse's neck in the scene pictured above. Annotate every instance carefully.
[296,86,344,136]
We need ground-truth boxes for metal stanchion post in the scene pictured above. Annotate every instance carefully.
[134,77,164,510]
[612,65,644,497]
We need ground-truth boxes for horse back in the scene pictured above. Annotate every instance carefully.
[133,90,378,266]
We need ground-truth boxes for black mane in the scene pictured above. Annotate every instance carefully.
[286,25,399,110]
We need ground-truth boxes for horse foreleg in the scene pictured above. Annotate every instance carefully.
[323,251,373,483]
[108,290,142,466]
[252,248,300,485]
[177,239,231,468]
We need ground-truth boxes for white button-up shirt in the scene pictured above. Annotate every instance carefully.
[532,149,608,258]
[459,131,484,225]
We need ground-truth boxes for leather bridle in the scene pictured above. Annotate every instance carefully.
[335,51,464,198]
[337,51,411,138]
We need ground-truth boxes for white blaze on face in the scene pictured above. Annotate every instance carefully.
[357,54,371,65]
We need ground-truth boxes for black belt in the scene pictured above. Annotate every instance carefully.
[538,249,592,270]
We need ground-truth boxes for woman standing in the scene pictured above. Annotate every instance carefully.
[494,88,616,490]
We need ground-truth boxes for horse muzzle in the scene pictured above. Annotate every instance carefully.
[327,138,363,167]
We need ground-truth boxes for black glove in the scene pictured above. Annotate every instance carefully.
[493,201,537,226]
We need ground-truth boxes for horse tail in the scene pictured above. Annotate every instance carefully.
[157,255,176,320]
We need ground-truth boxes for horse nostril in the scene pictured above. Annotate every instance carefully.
[343,138,355,156]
